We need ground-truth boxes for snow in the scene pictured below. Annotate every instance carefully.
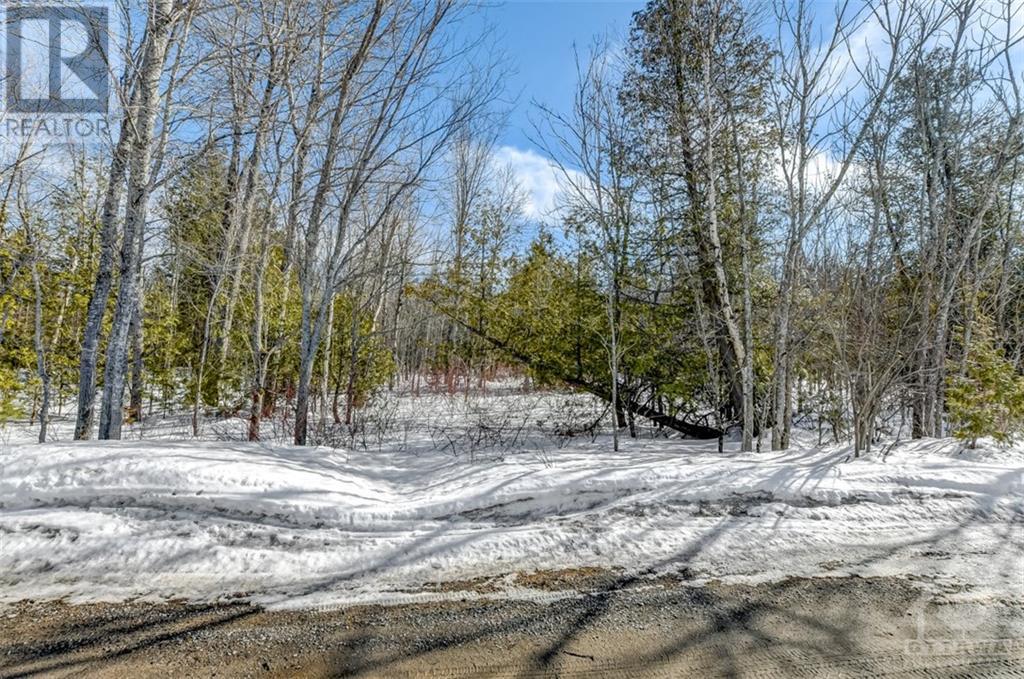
[1,392,1022,609]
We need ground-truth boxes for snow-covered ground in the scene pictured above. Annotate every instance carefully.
[1,391,1022,609]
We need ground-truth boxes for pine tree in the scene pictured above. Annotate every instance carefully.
[947,318,1024,448]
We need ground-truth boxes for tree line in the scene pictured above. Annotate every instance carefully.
[0,0,1022,453]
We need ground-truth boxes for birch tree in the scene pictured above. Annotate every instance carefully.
[73,0,195,439]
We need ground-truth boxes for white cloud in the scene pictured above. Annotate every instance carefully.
[772,144,869,222]
[805,148,844,190]
[492,145,566,220]
[772,145,844,193]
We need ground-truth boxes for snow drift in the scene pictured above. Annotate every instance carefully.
[1,430,1021,608]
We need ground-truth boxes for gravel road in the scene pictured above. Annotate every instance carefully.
[2,574,1022,678]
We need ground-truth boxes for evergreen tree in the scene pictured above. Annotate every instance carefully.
[947,318,1024,448]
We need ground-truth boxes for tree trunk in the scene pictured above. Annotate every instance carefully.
[442,310,724,439]
[128,219,145,425]
[247,213,272,442]
[98,0,178,440]
[344,301,360,426]
[128,303,144,424]
[32,254,49,444]
[294,293,331,445]
[609,286,620,452]
[321,299,335,428]
[771,250,797,450]
[74,102,132,440]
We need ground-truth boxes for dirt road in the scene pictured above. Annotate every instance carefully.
[2,574,1022,678]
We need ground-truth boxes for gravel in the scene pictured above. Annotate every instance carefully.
[2,573,1022,678]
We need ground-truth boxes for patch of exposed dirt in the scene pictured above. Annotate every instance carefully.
[512,566,624,591]
[409,575,507,594]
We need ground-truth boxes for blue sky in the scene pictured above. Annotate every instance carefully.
[468,0,1024,221]
[462,1,643,219]
[472,1,642,150]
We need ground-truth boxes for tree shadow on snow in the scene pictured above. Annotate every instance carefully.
[2,458,1019,678]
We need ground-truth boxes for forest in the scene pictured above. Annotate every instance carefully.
[0,0,1022,457]
[2,1,1024,675]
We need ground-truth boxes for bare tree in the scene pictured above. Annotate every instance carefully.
[901,1,1023,438]
[537,42,636,450]
[290,0,493,444]
[767,0,938,449]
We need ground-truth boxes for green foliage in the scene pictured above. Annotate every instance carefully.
[327,294,395,410]
[0,161,103,423]
[947,318,1024,448]
[151,148,394,417]
[142,269,189,408]
[495,235,604,385]
[420,232,742,415]
[0,228,31,420]
[161,150,231,406]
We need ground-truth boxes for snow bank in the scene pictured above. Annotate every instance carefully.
[1,425,1021,608]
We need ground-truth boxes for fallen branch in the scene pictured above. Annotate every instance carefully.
[432,308,722,439]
